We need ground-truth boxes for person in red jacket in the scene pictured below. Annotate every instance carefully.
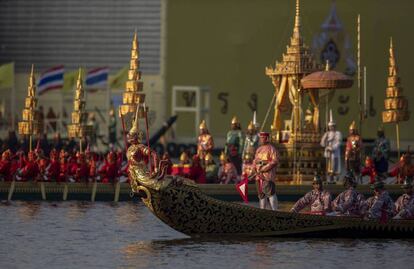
[57,151,70,183]
[71,152,89,182]
[99,152,119,183]
[189,155,206,184]
[0,150,13,181]
[16,151,40,181]
[361,156,377,184]
[45,149,60,181]
[388,153,414,184]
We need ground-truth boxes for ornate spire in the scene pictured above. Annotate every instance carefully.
[293,0,301,37]
[120,31,146,118]
[67,68,93,139]
[382,38,410,123]
[18,65,42,137]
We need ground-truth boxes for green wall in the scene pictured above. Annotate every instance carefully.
[166,0,414,141]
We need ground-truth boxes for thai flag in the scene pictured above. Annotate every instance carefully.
[85,67,109,90]
[37,65,64,95]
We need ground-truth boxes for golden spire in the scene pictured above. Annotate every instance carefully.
[349,120,356,130]
[120,31,145,118]
[293,0,301,37]
[18,65,42,139]
[67,68,93,139]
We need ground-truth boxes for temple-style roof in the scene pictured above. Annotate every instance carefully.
[266,0,321,77]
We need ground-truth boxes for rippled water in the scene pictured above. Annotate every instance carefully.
[1,201,414,269]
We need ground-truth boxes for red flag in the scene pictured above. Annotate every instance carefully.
[236,178,249,203]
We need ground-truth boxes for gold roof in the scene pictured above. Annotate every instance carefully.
[265,0,320,77]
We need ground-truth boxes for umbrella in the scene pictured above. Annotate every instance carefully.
[301,62,354,90]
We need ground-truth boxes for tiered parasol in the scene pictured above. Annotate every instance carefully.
[18,65,43,151]
[301,61,354,130]
[119,31,146,122]
[382,38,409,157]
[67,69,94,152]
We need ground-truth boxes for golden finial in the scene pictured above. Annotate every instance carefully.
[179,151,189,162]
[205,153,213,162]
[247,121,255,131]
[219,151,227,162]
[129,103,140,135]
[199,120,207,130]
[295,0,301,29]
[325,60,330,71]
[28,64,35,93]
[231,116,239,125]
[349,120,356,130]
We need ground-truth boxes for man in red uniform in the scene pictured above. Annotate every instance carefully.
[71,152,90,182]
[57,151,70,183]
[45,149,60,181]
[0,150,13,181]
[99,152,119,183]
[189,155,206,184]
[361,156,377,184]
[16,151,40,181]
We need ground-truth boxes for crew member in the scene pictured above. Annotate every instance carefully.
[0,150,13,181]
[218,151,238,184]
[189,155,206,184]
[242,121,258,158]
[361,156,377,184]
[197,120,214,162]
[394,178,414,219]
[320,111,342,183]
[254,132,279,211]
[44,149,60,181]
[345,121,363,182]
[16,151,40,181]
[365,181,395,220]
[291,175,332,214]
[204,153,218,183]
[332,172,365,216]
[225,116,244,175]
[388,152,414,184]
[99,152,119,183]
[372,126,390,176]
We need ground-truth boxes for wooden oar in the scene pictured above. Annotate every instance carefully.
[63,183,68,201]
[40,182,46,200]
[7,180,16,201]
[91,181,98,202]
[114,181,121,202]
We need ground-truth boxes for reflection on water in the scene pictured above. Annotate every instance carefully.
[1,201,414,269]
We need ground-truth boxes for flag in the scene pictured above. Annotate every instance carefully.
[236,178,249,203]
[37,65,64,95]
[86,67,109,90]
[63,69,83,92]
[109,65,128,89]
[0,62,14,89]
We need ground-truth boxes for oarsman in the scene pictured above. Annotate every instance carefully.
[58,151,70,183]
[172,152,191,178]
[0,150,13,181]
[161,152,173,175]
[320,111,342,183]
[71,152,89,182]
[16,151,40,181]
[332,172,365,216]
[99,152,119,183]
[291,175,332,214]
[254,132,279,210]
[197,120,214,162]
[204,153,218,184]
[218,151,238,184]
[225,116,244,174]
[365,181,395,220]
[44,149,60,181]
[242,121,258,158]
[345,121,363,183]
[393,178,414,219]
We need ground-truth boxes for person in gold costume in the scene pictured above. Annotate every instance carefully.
[218,151,238,184]
[197,120,214,161]
[345,121,363,182]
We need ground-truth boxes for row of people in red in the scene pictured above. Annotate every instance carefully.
[0,148,129,183]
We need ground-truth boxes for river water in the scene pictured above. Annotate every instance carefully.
[1,201,413,269]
